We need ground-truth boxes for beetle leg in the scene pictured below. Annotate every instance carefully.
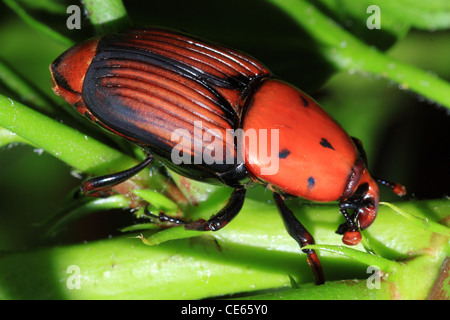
[336,205,358,232]
[144,206,188,225]
[184,187,246,231]
[143,187,246,230]
[80,154,154,197]
[273,192,325,285]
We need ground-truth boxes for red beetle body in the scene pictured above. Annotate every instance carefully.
[244,78,359,202]
[50,27,405,284]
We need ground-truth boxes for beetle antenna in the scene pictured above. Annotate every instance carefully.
[374,177,406,197]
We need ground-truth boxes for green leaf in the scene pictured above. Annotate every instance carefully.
[81,0,131,34]
[16,0,67,14]
[0,126,28,148]
[139,227,203,246]
[3,0,74,46]
[0,95,137,174]
[380,201,450,237]
[132,189,180,214]
[319,0,450,32]
[0,58,55,114]
[168,170,222,205]
[303,244,402,273]
[42,195,131,238]
[235,280,393,300]
[0,198,447,299]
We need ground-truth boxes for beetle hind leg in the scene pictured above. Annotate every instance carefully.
[144,206,188,226]
[79,154,154,197]
[273,192,325,285]
[374,177,407,197]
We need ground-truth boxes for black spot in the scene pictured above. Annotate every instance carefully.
[279,149,291,159]
[299,94,309,107]
[320,138,335,150]
[307,177,315,190]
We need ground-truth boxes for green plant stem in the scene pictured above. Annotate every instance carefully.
[267,0,450,108]
[303,244,402,273]
[15,0,67,14]
[0,198,447,299]
[380,201,450,237]
[318,0,450,31]
[2,0,74,47]
[237,280,394,300]
[81,0,131,34]
[0,58,55,114]
[0,127,29,147]
[42,195,131,238]
[0,94,136,175]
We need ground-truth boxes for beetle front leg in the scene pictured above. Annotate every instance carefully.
[273,192,325,285]
[336,203,359,234]
[80,154,154,197]
[336,206,362,246]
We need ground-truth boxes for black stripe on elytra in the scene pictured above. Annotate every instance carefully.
[51,53,80,94]
[93,39,238,122]
[320,138,335,150]
[299,94,309,107]
[278,149,291,159]
[98,35,248,90]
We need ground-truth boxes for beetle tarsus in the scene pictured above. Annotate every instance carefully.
[144,207,188,225]
[273,192,325,285]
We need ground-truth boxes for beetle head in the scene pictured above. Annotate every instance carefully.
[50,38,99,105]
[353,170,380,231]
[337,168,380,246]
[337,154,406,246]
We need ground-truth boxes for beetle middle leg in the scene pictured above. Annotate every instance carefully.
[80,154,154,197]
[273,192,325,285]
[184,187,246,231]
[145,187,246,232]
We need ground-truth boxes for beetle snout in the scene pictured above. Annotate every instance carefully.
[356,203,378,230]
[356,177,380,231]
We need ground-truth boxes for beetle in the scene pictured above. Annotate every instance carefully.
[50,27,406,284]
